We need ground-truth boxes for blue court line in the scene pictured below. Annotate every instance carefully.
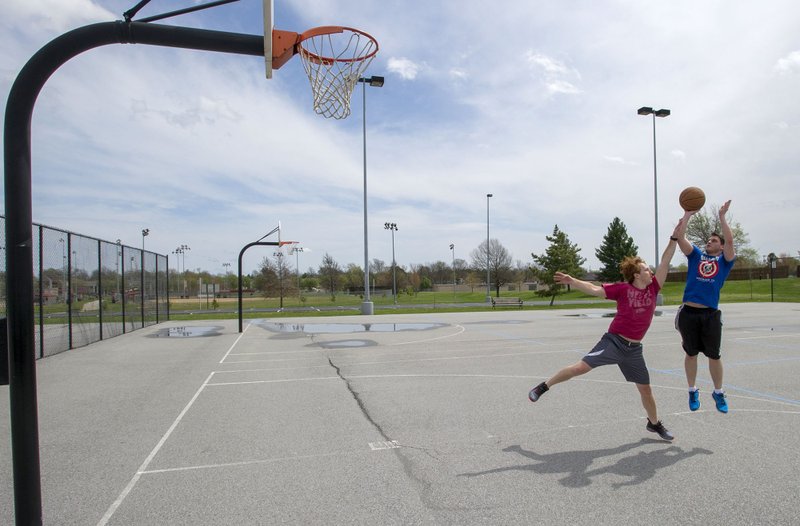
[649,366,800,406]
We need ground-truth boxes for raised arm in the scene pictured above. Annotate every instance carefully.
[554,271,605,298]
[718,200,736,262]
[655,221,682,286]
[672,209,695,256]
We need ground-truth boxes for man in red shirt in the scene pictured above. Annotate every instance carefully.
[527,220,683,441]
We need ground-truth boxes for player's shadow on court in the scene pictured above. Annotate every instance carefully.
[458,440,713,488]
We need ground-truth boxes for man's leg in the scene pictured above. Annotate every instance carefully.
[547,360,592,388]
[684,354,698,387]
[638,383,674,440]
[709,357,724,390]
[529,360,592,401]
[636,383,658,424]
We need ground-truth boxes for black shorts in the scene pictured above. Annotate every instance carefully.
[675,304,723,360]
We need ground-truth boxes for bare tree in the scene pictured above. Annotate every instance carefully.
[470,238,514,297]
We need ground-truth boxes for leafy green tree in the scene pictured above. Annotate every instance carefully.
[686,205,749,250]
[531,225,586,305]
[343,263,364,293]
[253,257,278,297]
[595,217,638,282]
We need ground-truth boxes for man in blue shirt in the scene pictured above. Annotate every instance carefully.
[673,200,736,413]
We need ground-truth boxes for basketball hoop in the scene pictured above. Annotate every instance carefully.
[296,26,379,120]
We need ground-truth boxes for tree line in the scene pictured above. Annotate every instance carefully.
[231,208,795,301]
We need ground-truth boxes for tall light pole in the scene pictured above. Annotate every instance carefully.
[450,243,456,299]
[486,193,493,303]
[357,75,384,315]
[637,107,670,268]
[384,222,398,304]
[141,228,149,252]
[180,244,190,297]
[289,246,308,302]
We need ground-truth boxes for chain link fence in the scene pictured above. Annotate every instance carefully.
[1,216,169,358]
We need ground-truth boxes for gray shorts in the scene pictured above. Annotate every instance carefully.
[581,333,651,385]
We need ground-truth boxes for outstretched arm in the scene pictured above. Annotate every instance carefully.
[554,272,605,298]
[719,200,736,261]
[655,221,682,286]
[673,209,695,256]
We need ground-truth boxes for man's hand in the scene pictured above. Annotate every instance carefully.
[719,199,732,219]
[554,272,573,285]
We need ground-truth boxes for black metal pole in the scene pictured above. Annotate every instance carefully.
[237,241,280,332]
[141,250,145,327]
[67,235,73,349]
[121,248,127,334]
[4,20,264,524]
[98,239,103,340]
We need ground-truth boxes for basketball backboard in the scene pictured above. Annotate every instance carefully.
[263,0,273,78]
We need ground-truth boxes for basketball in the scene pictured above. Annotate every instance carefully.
[679,186,705,211]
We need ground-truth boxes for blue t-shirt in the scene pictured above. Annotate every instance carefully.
[682,245,735,309]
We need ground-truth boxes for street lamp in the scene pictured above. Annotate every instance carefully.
[637,107,670,267]
[178,244,190,297]
[141,228,149,252]
[486,193,493,303]
[450,243,456,299]
[357,75,385,315]
[289,246,309,302]
[384,222,398,304]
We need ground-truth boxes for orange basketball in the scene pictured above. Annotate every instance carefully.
[679,186,706,211]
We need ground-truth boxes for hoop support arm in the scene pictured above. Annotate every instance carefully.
[271,29,299,70]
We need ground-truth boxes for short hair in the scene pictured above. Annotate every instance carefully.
[710,232,726,245]
[619,256,645,284]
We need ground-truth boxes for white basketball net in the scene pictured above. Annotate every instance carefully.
[298,29,378,120]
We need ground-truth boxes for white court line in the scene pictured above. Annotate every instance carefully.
[228,349,321,356]
[734,333,800,341]
[207,372,800,410]
[213,347,580,368]
[139,448,375,475]
[218,321,252,363]
[98,327,251,526]
[388,324,465,345]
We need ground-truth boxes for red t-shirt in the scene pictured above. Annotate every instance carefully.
[602,280,661,341]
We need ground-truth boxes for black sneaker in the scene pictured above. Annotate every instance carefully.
[646,419,675,441]
[528,382,549,402]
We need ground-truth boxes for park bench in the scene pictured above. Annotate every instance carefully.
[491,297,523,309]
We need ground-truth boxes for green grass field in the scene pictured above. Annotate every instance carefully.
[23,277,795,322]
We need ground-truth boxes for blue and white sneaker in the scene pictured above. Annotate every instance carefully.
[712,391,729,413]
[689,389,700,411]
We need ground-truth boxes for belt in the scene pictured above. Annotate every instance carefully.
[611,333,641,347]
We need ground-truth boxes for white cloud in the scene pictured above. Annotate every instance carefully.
[603,156,636,166]
[774,50,800,75]
[0,0,113,33]
[387,57,420,80]
[524,51,582,96]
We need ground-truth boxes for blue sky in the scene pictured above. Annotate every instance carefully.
[2,0,799,276]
